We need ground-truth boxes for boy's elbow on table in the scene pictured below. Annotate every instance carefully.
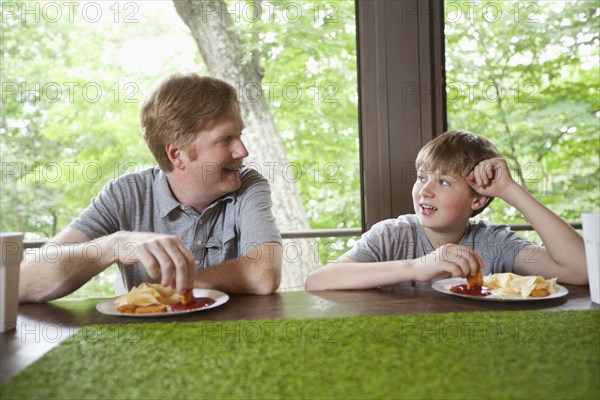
[563,267,590,286]
[305,268,331,291]
[304,272,319,291]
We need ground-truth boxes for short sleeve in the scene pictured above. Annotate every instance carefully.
[236,169,282,254]
[69,180,122,240]
[343,219,415,263]
[468,221,533,274]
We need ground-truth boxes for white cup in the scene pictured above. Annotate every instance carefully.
[1,232,24,332]
[582,213,600,304]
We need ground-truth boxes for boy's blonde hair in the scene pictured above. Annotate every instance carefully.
[416,130,502,216]
[140,73,242,172]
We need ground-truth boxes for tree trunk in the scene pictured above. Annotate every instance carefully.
[173,0,321,291]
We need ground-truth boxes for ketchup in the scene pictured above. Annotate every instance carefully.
[450,284,492,297]
[171,297,216,312]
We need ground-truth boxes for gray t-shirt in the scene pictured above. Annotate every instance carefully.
[70,166,281,290]
[344,214,532,276]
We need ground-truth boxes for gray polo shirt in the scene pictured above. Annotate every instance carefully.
[70,166,281,290]
[344,214,532,276]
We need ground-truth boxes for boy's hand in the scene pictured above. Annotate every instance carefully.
[467,157,516,198]
[410,244,484,282]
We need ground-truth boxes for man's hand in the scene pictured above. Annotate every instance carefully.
[111,231,195,295]
[410,244,484,282]
[467,157,517,199]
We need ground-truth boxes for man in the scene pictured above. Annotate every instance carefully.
[19,74,282,302]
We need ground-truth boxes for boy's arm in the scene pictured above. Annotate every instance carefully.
[468,158,588,284]
[305,256,415,290]
[305,245,483,291]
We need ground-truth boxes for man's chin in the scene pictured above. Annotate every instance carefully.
[222,177,242,192]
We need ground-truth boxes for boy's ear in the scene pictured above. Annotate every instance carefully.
[166,144,185,170]
[471,193,492,211]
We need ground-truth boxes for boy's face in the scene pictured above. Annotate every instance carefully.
[412,169,478,235]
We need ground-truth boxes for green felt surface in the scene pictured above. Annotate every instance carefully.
[1,311,598,400]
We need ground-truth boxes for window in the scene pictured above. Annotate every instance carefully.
[356,0,598,240]
[1,0,361,294]
[444,0,599,241]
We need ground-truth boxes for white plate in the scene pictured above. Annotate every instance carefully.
[96,288,229,317]
[432,278,569,302]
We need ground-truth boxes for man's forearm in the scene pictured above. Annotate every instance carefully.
[194,243,282,295]
[19,236,117,303]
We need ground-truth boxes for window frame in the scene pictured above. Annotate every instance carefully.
[356,0,447,231]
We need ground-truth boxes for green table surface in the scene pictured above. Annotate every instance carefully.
[1,310,598,399]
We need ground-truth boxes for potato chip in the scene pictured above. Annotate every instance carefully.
[114,283,179,308]
[484,273,557,298]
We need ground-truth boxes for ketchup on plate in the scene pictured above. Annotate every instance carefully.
[171,297,215,312]
[450,284,492,297]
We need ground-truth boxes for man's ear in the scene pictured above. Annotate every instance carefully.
[166,144,185,170]
[471,193,492,212]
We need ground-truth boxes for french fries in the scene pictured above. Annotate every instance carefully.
[114,283,179,314]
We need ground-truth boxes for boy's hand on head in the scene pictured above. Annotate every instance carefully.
[411,244,484,282]
[467,157,515,198]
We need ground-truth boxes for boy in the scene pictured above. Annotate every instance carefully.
[305,130,588,290]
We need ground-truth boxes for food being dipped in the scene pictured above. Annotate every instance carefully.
[115,283,215,314]
[449,272,557,298]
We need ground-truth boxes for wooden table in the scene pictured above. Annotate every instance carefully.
[1,284,597,384]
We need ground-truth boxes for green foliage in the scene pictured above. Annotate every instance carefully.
[226,0,361,261]
[228,0,361,232]
[445,0,600,226]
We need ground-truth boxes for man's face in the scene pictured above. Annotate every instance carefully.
[183,117,249,200]
[412,169,477,235]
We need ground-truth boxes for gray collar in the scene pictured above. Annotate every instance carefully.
[154,169,236,218]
